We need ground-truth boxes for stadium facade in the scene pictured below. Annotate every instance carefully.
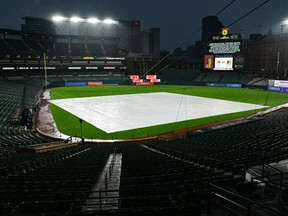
[25,16,160,58]
[0,16,161,77]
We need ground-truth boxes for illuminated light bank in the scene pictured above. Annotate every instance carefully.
[52,15,118,24]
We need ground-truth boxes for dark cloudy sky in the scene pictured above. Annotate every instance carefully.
[0,0,288,50]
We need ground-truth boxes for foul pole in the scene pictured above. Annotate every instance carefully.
[43,53,48,88]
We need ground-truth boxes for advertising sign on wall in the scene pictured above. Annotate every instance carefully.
[204,55,214,69]
[214,57,233,70]
[65,82,87,87]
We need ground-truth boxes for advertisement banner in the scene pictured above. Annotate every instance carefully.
[268,79,275,87]
[146,75,161,83]
[274,80,288,88]
[234,55,245,69]
[206,83,226,87]
[65,82,87,87]
[204,55,214,69]
[88,82,103,86]
[136,82,154,86]
[146,75,157,80]
[226,83,242,88]
[206,83,242,88]
[268,86,288,93]
[130,75,139,80]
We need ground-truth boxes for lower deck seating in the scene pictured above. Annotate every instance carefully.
[0,145,112,214]
[0,79,54,169]
[118,144,243,209]
[144,108,288,172]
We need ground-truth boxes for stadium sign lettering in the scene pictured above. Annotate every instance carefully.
[212,34,240,40]
[209,42,241,54]
[268,86,288,93]
[212,28,240,40]
[2,67,14,70]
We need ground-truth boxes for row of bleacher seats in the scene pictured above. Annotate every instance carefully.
[0,143,90,177]
[220,72,240,83]
[200,72,253,85]
[118,143,243,210]
[144,108,288,173]
[202,72,222,82]
[0,78,53,169]
[193,73,206,82]
[14,78,43,108]
[0,78,43,113]
[0,145,113,214]
[6,39,31,55]
[247,77,269,86]
[1,109,288,214]
[162,70,254,85]
[0,37,122,59]
[0,80,24,124]
[0,78,123,215]
[161,69,199,85]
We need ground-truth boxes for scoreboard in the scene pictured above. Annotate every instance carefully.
[204,27,244,70]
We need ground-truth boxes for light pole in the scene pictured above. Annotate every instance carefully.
[79,118,83,144]
[276,51,280,79]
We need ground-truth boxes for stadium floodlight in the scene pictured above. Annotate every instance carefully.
[280,19,288,26]
[280,19,288,34]
[70,16,84,23]
[103,18,118,25]
[52,15,68,22]
[87,17,101,24]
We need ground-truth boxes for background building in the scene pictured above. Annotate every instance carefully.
[245,31,288,79]
[201,16,224,55]
[21,16,56,35]
[117,20,141,53]
[135,28,160,57]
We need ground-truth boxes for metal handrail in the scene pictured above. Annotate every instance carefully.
[209,183,286,216]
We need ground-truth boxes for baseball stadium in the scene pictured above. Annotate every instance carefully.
[1,11,288,216]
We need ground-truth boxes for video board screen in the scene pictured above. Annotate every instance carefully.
[214,57,233,70]
[209,42,241,54]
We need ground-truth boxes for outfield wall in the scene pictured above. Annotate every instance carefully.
[48,76,130,88]
[46,70,267,90]
[267,79,288,93]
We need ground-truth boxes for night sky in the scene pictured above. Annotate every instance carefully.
[0,0,288,50]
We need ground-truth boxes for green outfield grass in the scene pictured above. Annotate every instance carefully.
[50,85,288,140]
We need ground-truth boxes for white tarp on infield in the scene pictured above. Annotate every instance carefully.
[50,92,268,133]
